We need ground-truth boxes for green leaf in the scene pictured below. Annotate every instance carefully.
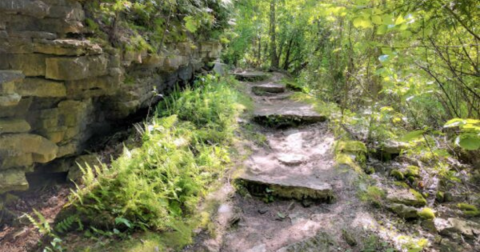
[400,130,426,142]
[458,134,480,150]
[372,16,382,25]
[444,118,465,128]
[115,217,132,228]
[184,16,199,33]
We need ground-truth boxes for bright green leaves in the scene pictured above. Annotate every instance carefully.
[400,130,426,142]
[353,17,373,29]
[445,119,480,150]
[184,16,200,33]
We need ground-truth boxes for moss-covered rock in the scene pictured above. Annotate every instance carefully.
[387,203,419,219]
[387,188,427,207]
[418,207,436,219]
[457,203,480,217]
[390,169,405,180]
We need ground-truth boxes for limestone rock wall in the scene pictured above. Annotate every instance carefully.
[0,0,222,194]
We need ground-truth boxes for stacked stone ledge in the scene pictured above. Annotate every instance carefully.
[0,0,223,196]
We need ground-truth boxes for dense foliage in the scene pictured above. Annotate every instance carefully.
[64,75,244,235]
[225,0,479,154]
[85,0,231,52]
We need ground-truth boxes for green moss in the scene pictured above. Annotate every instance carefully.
[418,208,435,219]
[410,189,427,206]
[336,141,367,154]
[360,186,386,207]
[336,153,363,173]
[436,191,445,203]
[405,166,420,177]
[365,166,375,174]
[390,169,405,180]
[394,181,410,189]
[458,203,480,217]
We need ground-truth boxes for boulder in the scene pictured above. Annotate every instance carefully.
[435,218,480,239]
[46,55,108,81]
[387,203,419,219]
[387,188,427,207]
[0,169,29,194]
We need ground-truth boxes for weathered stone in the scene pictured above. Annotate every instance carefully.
[0,54,47,76]
[163,55,189,72]
[57,142,78,158]
[0,169,29,194]
[435,218,480,239]
[16,78,66,97]
[47,3,84,21]
[0,0,50,18]
[387,188,427,207]
[234,71,269,82]
[0,70,24,86]
[40,18,85,34]
[0,97,32,118]
[1,153,33,169]
[252,83,286,96]
[0,119,31,134]
[380,140,409,155]
[0,93,21,106]
[10,31,56,40]
[277,154,306,166]
[277,232,337,252]
[46,55,108,81]
[387,203,419,219]
[65,76,116,98]
[34,39,102,56]
[237,173,333,201]
[254,102,327,127]
[0,134,58,162]
[213,60,227,76]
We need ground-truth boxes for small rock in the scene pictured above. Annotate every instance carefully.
[277,154,306,166]
[258,208,269,215]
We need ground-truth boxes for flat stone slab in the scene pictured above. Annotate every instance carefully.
[234,71,269,82]
[252,83,286,96]
[237,172,333,201]
[253,102,326,127]
[277,153,306,166]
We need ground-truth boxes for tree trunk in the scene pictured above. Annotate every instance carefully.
[269,0,279,68]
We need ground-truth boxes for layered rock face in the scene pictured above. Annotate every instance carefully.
[0,0,222,194]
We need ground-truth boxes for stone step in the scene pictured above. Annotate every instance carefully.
[234,71,269,82]
[253,102,326,127]
[236,172,334,202]
[252,83,286,96]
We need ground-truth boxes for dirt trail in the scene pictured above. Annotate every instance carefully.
[188,72,372,252]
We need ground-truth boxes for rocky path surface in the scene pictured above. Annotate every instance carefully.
[186,72,369,252]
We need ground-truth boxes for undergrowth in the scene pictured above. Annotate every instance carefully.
[55,75,247,250]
